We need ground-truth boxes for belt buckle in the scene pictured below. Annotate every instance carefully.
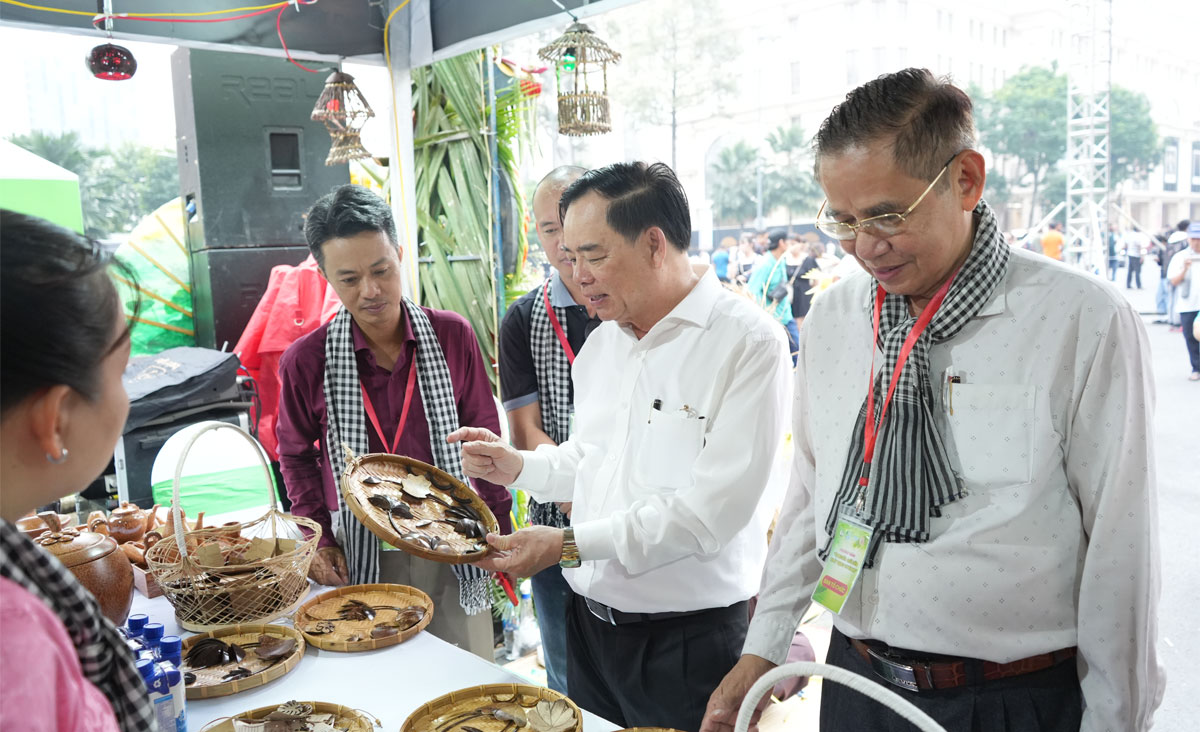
[866,647,927,692]
[585,598,617,626]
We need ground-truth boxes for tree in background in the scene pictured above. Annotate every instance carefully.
[763,123,821,229]
[708,141,759,227]
[1109,85,1159,188]
[976,69,1160,225]
[7,130,177,239]
[602,0,739,170]
[7,130,93,176]
[975,66,1066,227]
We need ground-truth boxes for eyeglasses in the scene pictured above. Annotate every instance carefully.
[814,152,961,241]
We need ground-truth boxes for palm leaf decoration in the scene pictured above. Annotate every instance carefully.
[412,51,535,391]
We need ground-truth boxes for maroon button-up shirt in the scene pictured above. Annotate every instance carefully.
[276,306,511,548]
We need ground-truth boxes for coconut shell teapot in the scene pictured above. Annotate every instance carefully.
[34,511,134,625]
[107,502,149,544]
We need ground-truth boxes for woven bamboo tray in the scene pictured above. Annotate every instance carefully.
[293,583,434,652]
[340,452,498,564]
[402,683,581,732]
[179,623,305,700]
[199,700,379,732]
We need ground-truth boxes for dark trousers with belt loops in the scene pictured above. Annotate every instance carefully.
[821,628,1083,731]
[566,594,748,732]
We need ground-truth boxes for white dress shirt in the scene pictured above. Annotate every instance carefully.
[743,249,1163,732]
[1167,248,1200,312]
[512,266,792,613]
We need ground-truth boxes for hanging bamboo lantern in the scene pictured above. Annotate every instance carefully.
[311,71,375,165]
[537,22,621,136]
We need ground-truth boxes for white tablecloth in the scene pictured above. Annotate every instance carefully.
[129,589,619,732]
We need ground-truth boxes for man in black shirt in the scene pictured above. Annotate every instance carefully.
[498,165,598,693]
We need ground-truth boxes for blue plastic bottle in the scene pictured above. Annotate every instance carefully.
[135,658,176,732]
[141,623,165,660]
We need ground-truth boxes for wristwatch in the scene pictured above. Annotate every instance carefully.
[559,528,581,569]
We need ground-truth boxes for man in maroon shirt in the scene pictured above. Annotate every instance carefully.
[276,184,510,659]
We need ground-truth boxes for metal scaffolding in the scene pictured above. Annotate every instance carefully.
[1064,0,1113,273]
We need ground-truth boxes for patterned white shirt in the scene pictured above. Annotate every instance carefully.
[512,266,792,613]
[743,249,1164,731]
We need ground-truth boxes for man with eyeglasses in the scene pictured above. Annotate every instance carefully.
[702,68,1162,732]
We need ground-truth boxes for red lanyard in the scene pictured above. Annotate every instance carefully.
[858,275,956,491]
[360,354,419,454]
[542,280,576,365]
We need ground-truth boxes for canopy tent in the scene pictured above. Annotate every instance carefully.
[0,139,84,233]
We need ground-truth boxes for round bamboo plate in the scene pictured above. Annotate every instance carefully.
[179,623,305,700]
[293,583,433,652]
[402,683,581,732]
[199,700,379,732]
[340,453,498,564]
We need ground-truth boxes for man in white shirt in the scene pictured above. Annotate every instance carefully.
[1166,221,1200,380]
[702,68,1162,732]
[450,161,791,731]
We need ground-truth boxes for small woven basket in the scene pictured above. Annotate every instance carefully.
[294,583,434,652]
[402,683,581,732]
[180,623,305,700]
[145,422,321,631]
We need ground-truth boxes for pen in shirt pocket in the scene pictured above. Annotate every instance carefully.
[947,374,963,415]
[649,398,662,422]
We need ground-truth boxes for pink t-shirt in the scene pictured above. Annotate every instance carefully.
[0,576,121,731]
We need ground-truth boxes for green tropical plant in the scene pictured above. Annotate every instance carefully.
[709,141,759,227]
[412,51,535,391]
[764,123,820,228]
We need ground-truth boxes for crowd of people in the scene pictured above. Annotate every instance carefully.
[1016,217,1200,381]
[0,66,1168,732]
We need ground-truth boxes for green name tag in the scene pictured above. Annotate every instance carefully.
[811,511,873,615]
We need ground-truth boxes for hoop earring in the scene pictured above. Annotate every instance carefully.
[46,448,69,465]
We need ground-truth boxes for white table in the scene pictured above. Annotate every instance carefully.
[129,590,619,732]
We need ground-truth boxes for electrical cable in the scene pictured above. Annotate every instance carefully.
[276,0,321,73]
[0,0,297,20]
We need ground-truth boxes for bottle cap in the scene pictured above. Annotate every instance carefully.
[142,623,165,645]
[159,636,182,657]
[126,613,149,636]
[135,658,159,680]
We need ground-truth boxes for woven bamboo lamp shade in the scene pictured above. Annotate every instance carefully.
[311,71,375,165]
[537,22,621,136]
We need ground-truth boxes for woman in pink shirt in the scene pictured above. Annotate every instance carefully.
[0,211,155,731]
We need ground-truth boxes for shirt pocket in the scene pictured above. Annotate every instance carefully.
[637,407,707,490]
[943,382,1036,487]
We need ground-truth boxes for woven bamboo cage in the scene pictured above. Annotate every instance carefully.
[537,22,621,136]
[311,71,375,165]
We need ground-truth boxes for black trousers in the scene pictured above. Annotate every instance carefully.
[1127,256,1143,288]
[1181,310,1199,373]
[566,594,748,732]
[820,628,1082,732]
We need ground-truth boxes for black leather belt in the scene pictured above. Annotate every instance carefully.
[583,596,710,626]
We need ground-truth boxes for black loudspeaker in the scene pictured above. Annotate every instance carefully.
[172,48,350,349]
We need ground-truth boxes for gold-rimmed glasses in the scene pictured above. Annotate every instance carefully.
[815,152,961,241]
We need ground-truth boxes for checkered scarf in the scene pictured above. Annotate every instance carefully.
[527,277,572,529]
[323,300,490,614]
[0,519,155,731]
[822,200,1010,566]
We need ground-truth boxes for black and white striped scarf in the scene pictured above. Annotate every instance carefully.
[822,200,1010,566]
[0,519,155,731]
[322,300,490,614]
[527,277,573,529]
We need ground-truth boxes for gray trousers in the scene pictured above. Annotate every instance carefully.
[378,550,494,661]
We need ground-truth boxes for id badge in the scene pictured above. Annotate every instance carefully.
[811,509,873,615]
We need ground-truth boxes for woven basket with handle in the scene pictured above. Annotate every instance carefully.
[144,421,321,631]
